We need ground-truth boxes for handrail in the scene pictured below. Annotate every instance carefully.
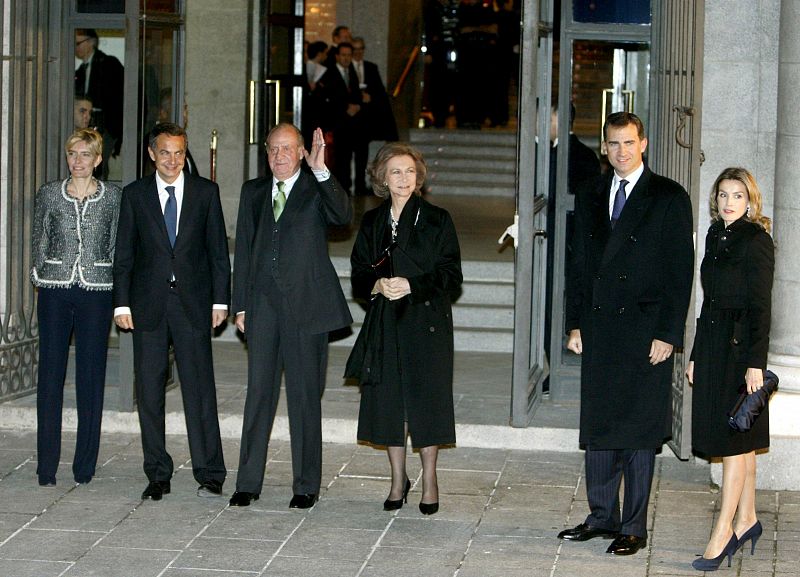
[391,45,420,99]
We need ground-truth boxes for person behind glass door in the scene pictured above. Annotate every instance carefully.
[31,128,121,487]
[686,168,774,571]
[349,142,462,515]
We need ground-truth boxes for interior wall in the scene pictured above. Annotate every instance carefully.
[185,0,249,238]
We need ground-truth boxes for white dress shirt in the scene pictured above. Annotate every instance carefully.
[608,162,645,219]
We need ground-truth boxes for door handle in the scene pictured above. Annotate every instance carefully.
[534,229,547,238]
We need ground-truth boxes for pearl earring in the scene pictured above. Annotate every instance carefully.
[746,205,751,217]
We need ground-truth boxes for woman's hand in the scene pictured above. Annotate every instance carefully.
[685,360,694,385]
[745,367,764,394]
[372,277,411,301]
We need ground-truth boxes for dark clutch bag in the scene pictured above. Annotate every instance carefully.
[727,370,779,432]
[371,241,397,278]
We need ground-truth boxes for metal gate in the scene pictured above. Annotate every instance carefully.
[648,0,705,459]
[0,0,64,403]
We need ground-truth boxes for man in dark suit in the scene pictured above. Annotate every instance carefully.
[228,124,352,509]
[561,112,694,555]
[350,37,398,195]
[113,123,230,501]
[75,29,124,180]
[319,42,362,193]
[323,25,352,69]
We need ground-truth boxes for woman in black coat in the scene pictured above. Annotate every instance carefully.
[348,142,462,515]
[686,167,774,571]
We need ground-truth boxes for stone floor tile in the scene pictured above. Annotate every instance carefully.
[491,483,577,511]
[263,556,363,577]
[394,494,488,522]
[304,498,400,531]
[0,528,103,562]
[500,459,583,486]
[278,525,382,560]
[0,559,69,576]
[379,518,475,550]
[203,508,301,541]
[99,516,213,550]
[0,512,35,541]
[173,536,281,572]
[360,546,464,577]
[434,468,499,496]
[61,545,179,577]
[27,499,136,532]
[436,446,508,471]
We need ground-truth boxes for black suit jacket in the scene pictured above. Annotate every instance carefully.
[566,166,694,449]
[232,168,352,335]
[318,64,362,133]
[358,60,398,142]
[75,49,124,144]
[113,173,231,331]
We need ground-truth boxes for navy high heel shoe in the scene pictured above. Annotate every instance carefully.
[692,533,738,572]
[383,478,411,511]
[736,520,762,555]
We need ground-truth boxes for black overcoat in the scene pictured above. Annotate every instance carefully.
[566,168,694,449]
[690,218,774,457]
[350,195,462,447]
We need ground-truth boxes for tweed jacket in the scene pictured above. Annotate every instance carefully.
[31,178,122,290]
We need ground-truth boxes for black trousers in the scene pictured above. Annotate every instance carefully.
[235,276,327,495]
[36,286,112,483]
[132,289,226,485]
[584,447,656,538]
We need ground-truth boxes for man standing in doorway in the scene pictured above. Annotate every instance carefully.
[560,112,694,555]
[114,123,230,502]
[228,124,352,509]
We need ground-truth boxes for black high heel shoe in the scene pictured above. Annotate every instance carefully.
[383,478,411,511]
[736,520,762,555]
[691,533,738,571]
[419,501,439,515]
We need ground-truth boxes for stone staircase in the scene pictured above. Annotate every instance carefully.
[329,256,514,353]
[409,128,517,197]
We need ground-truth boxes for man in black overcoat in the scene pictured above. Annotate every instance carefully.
[228,124,352,509]
[113,123,231,501]
[560,112,694,555]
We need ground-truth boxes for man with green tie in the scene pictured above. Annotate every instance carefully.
[229,123,352,509]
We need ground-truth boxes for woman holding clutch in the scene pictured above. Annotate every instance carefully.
[349,142,462,515]
[686,167,774,571]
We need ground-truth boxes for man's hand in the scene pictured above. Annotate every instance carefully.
[649,339,674,365]
[566,329,582,355]
[346,103,361,117]
[685,360,694,384]
[303,127,327,171]
[361,91,372,104]
[235,312,245,333]
[115,314,134,330]
[211,309,227,329]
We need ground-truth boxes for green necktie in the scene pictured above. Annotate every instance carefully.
[273,180,286,221]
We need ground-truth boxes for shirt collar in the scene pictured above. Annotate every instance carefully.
[273,168,301,196]
[613,162,645,193]
[155,170,184,195]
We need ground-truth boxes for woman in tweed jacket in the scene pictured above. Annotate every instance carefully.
[31,128,121,486]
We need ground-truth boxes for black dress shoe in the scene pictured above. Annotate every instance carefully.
[606,534,647,556]
[419,501,439,515]
[38,475,56,487]
[384,478,411,511]
[557,523,618,541]
[289,493,318,509]
[141,480,171,501]
[197,480,223,497]
[228,491,259,507]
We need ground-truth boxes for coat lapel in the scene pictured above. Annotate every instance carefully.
[600,168,654,268]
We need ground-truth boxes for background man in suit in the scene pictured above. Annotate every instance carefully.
[113,123,230,502]
[350,37,398,196]
[74,28,124,180]
[228,123,352,509]
[324,25,352,69]
[561,112,694,556]
[319,42,362,194]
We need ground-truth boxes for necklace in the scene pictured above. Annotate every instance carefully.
[70,177,96,200]
[390,206,399,241]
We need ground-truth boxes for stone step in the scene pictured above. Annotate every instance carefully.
[409,128,517,146]
[426,181,516,197]
[428,169,516,185]
[413,142,516,160]
[427,155,516,171]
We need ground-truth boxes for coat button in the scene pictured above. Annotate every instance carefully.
[595,274,601,280]
[619,274,627,281]
[617,307,625,315]
[593,305,601,311]
[629,235,637,242]
[424,301,430,306]
[429,326,435,332]
[721,235,727,241]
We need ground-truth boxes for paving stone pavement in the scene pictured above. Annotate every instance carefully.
[0,429,798,577]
